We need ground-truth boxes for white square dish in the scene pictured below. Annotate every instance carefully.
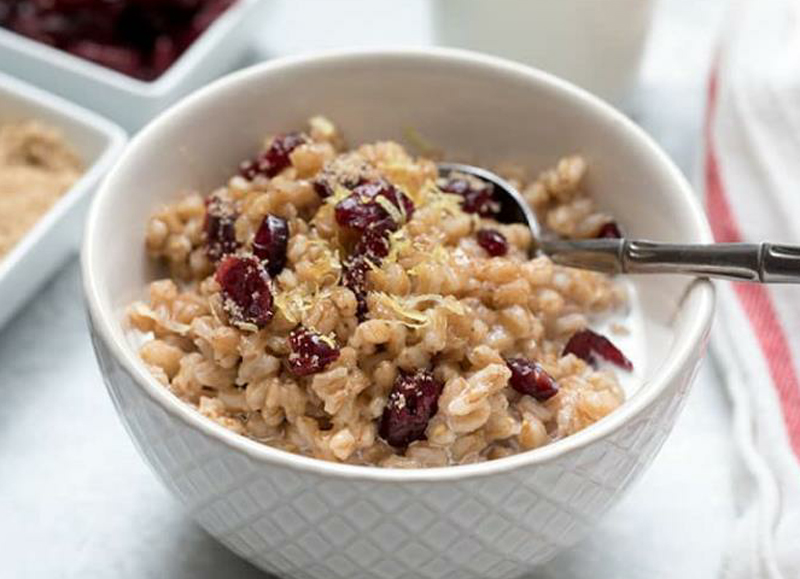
[0,0,264,130]
[0,72,126,331]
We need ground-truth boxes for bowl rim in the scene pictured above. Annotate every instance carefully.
[82,46,715,482]
[0,0,261,98]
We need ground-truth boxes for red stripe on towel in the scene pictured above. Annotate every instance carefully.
[704,68,800,459]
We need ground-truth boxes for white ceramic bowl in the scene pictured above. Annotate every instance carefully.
[82,48,715,579]
[0,0,263,130]
[432,0,656,104]
[0,72,125,331]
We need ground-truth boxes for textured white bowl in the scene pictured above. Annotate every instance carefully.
[0,72,125,331]
[0,0,263,130]
[82,48,715,579]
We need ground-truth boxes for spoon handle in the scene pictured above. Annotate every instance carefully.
[540,239,800,283]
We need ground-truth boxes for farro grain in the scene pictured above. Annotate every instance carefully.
[128,116,631,467]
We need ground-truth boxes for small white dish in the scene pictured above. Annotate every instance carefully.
[83,48,714,579]
[432,0,656,104]
[0,72,126,331]
[0,0,264,130]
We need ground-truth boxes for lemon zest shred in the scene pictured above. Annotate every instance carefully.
[375,195,403,225]
[274,283,339,326]
[402,127,442,159]
[318,333,338,348]
[469,212,482,232]
[324,184,353,207]
[371,292,466,329]
[405,293,466,316]
[372,292,430,328]
[274,286,312,325]
[432,192,466,216]
[302,238,343,285]
[418,180,464,216]
[385,229,412,264]
[309,252,342,285]
[395,185,411,221]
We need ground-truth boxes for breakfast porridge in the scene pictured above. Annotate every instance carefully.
[129,116,634,468]
[0,120,83,260]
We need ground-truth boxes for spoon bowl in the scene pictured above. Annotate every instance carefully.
[441,161,800,283]
[437,161,542,239]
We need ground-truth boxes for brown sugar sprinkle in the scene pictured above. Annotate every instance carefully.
[204,190,239,262]
[130,116,631,467]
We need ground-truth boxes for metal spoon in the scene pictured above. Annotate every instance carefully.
[438,162,800,283]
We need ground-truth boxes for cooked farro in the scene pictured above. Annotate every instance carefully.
[128,116,632,468]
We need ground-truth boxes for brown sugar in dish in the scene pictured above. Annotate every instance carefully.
[0,120,83,260]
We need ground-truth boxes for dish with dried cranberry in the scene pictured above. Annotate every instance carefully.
[128,116,635,468]
[0,0,236,80]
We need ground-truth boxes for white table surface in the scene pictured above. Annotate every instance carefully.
[0,1,734,577]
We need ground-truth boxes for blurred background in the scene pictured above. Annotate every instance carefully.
[0,1,739,578]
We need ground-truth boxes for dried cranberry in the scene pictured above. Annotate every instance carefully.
[476,229,508,257]
[35,10,80,44]
[239,132,307,180]
[379,370,444,447]
[353,219,395,260]
[215,255,273,329]
[2,0,235,80]
[334,180,414,232]
[597,221,623,239]
[0,3,15,26]
[192,0,234,31]
[334,193,388,232]
[506,358,559,401]
[440,176,500,217]
[67,41,142,76]
[341,255,370,320]
[204,193,239,262]
[563,329,633,371]
[287,326,340,376]
[253,214,289,277]
[151,35,176,76]
[359,180,414,220]
[8,6,56,44]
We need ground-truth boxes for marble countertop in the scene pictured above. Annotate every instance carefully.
[0,1,734,577]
